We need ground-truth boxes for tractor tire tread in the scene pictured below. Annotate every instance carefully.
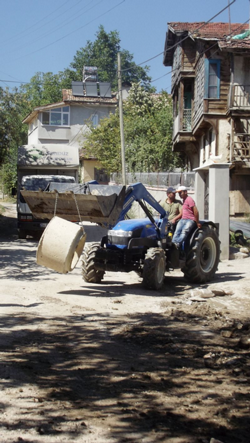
[182,226,220,283]
[82,242,105,283]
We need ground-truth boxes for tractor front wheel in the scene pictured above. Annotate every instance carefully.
[82,242,105,283]
[142,248,166,290]
[182,225,220,283]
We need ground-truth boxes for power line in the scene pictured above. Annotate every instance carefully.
[0,79,29,84]
[151,18,250,90]
[0,0,104,58]
[0,0,70,45]
[121,0,237,72]
[2,0,126,63]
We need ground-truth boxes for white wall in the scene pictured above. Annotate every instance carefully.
[217,120,231,161]
[27,104,115,146]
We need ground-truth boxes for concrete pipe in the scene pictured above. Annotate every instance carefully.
[37,216,86,273]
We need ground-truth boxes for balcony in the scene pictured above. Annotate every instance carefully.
[173,108,195,147]
[183,108,192,131]
[229,84,250,109]
[231,133,250,162]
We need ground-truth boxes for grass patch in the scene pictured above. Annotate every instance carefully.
[243,213,250,224]
[230,231,250,252]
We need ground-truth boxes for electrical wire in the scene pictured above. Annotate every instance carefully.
[0,0,246,91]
[0,0,71,45]
[2,0,125,63]
[0,0,105,58]
[121,0,237,72]
[152,18,250,91]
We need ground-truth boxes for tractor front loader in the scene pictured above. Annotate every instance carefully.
[21,182,220,290]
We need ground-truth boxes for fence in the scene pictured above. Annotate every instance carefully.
[110,171,195,190]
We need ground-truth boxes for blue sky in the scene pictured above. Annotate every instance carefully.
[0,0,249,93]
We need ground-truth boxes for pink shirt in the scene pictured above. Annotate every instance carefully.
[182,196,196,221]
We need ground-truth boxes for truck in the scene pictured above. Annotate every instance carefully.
[21,182,220,289]
[17,143,80,239]
[17,175,76,239]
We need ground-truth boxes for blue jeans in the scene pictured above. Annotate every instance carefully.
[172,219,196,247]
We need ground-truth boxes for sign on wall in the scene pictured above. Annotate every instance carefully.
[18,144,79,167]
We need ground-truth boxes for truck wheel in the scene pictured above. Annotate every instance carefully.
[182,225,220,283]
[18,230,27,239]
[142,248,166,290]
[82,242,105,283]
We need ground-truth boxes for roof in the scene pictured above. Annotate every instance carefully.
[22,89,118,124]
[164,22,250,65]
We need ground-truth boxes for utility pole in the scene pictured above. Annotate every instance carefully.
[117,52,126,185]
[228,0,231,35]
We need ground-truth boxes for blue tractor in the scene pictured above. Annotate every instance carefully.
[80,183,220,290]
[21,182,220,290]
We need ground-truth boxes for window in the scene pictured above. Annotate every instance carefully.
[204,59,221,99]
[91,113,99,128]
[42,106,70,126]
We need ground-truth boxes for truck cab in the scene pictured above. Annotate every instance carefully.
[17,175,75,239]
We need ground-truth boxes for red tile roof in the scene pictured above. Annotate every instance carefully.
[167,22,248,39]
[164,22,250,65]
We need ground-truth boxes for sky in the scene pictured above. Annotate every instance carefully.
[0,0,249,93]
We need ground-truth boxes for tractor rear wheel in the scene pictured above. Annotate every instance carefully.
[142,247,166,290]
[182,225,220,283]
[82,242,105,283]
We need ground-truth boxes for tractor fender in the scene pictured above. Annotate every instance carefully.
[186,221,219,250]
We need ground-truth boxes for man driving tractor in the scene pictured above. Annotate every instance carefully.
[172,185,201,249]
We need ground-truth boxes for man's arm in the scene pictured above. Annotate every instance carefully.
[171,206,182,224]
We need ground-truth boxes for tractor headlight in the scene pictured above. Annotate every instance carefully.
[108,229,133,237]
[108,229,133,246]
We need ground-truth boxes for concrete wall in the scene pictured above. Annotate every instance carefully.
[230,190,250,215]
[218,119,231,161]
[80,159,102,183]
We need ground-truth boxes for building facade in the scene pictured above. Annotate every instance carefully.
[163,22,250,216]
[22,85,118,183]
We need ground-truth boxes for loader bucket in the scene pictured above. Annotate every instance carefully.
[21,184,126,229]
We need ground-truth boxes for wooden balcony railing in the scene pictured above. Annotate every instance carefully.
[233,133,250,160]
[182,108,192,131]
[230,84,250,108]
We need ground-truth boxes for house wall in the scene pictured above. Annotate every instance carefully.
[207,54,230,114]
[234,55,250,85]
[27,104,115,146]
[28,126,39,144]
[218,119,231,161]
[172,45,182,89]
[193,57,205,127]
[230,190,250,215]
[80,159,102,183]
[182,39,196,71]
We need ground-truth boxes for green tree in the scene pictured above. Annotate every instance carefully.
[67,25,153,90]
[83,83,182,175]
[0,87,27,192]
[20,71,70,111]
[19,25,154,111]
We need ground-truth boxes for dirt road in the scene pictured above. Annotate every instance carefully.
[0,203,250,443]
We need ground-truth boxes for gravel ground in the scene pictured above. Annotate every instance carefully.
[0,203,250,443]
